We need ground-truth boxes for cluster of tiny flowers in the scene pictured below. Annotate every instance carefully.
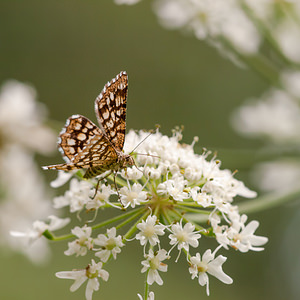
[116,1,300,67]
[26,128,267,299]
[231,68,300,191]
[0,80,57,263]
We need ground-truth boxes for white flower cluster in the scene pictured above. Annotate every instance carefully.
[116,1,300,67]
[28,129,267,299]
[231,69,300,191]
[0,80,57,263]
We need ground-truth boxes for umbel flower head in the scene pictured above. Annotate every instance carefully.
[21,128,267,299]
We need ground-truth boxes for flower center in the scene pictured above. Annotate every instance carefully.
[86,265,98,279]
[127,191,138,203]
[106,238,116,250]
[197,262,208,273]
[143,225,155,238]
[176,231,188,243]
[149,256,160,270]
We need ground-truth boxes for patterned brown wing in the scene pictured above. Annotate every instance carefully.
[94,71,128,151]
[43,133,118,174]
[58,114,103,162]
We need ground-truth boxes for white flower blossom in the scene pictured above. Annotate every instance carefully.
[141,249,168,285]
[119,182,148,208]
[137,291,155,300]
[56,259,109,300]
[189,248,233,296]
[64,225,93,257]
[231,88,300,143]
[157,174,189,201]
[86,184,114,210]
[136,215,166,246]
[11,215,70,242]
[0,80,56,153]
[42,127,266,297]
[94,227,124,262]
[9,215,70,264]
[50,171,74,188]
[53,178,92,212]
[227,218,268,252]
[168,220,201,257]
[190,187,213,207]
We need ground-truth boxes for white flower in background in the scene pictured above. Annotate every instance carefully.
[94,227,124,262]
[0,80,56,154]
[141,249,168,285]
[115,0,142,5]
[136,215,166,246]
[56,259,109,300]
[251,160,300,193]
[231,88,300,143]
[9,215,69,264]
[274,18,300,63]
[281,70,300,98]
[189,248,233,296]
[0,146,55,263]
[64,225,93,257]
[137,291,155,300]
[11,215,70,242]
[0,80,58,263]
[243,0,274,22]
[154,0,260,55]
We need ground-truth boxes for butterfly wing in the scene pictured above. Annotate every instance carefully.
[43,115,118,175]
[94,71,128,151]
[58,114,103,162]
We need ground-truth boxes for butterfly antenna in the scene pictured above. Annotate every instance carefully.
[134,153,160,159]
[129,130,155,155]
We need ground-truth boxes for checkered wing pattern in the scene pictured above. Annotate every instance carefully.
[43,71,129,179]
[95,71,128,151]
[44,115,118,173]
[58,114,103,162]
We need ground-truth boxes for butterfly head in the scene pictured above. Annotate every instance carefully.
[122,154,135,168]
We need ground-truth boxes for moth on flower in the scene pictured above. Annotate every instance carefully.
[43,71,136,196]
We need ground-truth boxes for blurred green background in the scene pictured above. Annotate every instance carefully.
[0,1,299,300]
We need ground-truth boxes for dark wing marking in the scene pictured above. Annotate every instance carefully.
[58,115,102,162]
[44,134,118,174]
[94,71,128,151]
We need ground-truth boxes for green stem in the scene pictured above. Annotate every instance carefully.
[144,276,150,300]
[174,204,211,215]
[238,187,300,214]
[45,231,75,241]
[92,208,143,230]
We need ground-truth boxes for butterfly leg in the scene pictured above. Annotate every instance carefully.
[112,171,125,209]
[91,170,113,199]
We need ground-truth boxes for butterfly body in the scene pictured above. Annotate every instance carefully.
[43,71,133,180]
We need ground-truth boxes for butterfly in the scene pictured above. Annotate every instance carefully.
[43,71,135,188]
